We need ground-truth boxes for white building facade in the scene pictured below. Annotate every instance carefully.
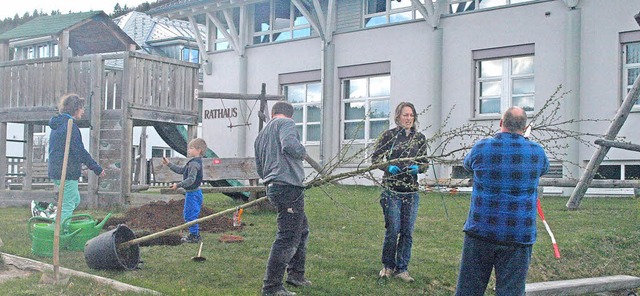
[148,0,640,189]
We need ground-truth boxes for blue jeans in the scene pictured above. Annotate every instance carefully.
[455,234,532,296]
[262,184,309,294]
[184,189,203,235]
[380,189,420,273]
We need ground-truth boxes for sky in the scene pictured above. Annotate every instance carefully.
[1,0,151,20]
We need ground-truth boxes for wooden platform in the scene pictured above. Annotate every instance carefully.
[525,275,640,295]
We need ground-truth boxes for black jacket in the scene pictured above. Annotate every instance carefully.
[372,126,428,192]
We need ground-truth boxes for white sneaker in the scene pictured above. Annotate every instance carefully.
[394,271,415,283]
[379,267,394,278]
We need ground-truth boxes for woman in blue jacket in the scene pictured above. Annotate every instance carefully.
[48,93,105,223]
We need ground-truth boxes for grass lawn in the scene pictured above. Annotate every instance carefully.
[0,185,638,295]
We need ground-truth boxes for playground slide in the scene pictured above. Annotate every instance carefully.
[152,123,250,201]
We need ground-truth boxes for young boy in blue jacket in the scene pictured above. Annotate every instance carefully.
[162,138,207,243]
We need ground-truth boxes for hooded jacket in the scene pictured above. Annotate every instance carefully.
[48,113,103,180]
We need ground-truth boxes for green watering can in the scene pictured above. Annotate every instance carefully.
[27,217,82,257]
[64,213,112,251]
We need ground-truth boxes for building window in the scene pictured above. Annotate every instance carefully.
[341,75,391,162]
[152,147,172,158]
[214,27,231,51]
[543,163,563,178]
[364,0,427,27]
[210,9,238,51]
[475,55,534,116]
[181,47,199,63]
[622,41,640,108]
[15,42,58,60]
[451,166,472,179]
[253,0,312,45]
[449,0,535,14]
[593,164,640,180]
[283,82,322,161]
[37,44,49,58]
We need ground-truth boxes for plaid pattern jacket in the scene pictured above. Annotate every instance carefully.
[463,132,549,245]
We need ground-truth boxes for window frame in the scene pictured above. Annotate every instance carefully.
[181,47,200,63]
[593,162,640,180]
[620,31,640,111]
[340,74,391,162]
[282,81,322,161]
[252,0,312,45]
[151,147,173,158]
[14,41,58,60]
[363,0,427,28]
[449,0,536,14]
[473,44,535,117]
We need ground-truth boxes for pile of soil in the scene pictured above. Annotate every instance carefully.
[103,199,242,246]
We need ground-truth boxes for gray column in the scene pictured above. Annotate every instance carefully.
[237,55,248,158]
[321,41,336,166]
[428,28,445,178]
[563,7,581,194]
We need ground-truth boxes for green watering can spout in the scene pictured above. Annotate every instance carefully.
[95,213,112,230]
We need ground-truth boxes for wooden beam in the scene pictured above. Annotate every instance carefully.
[421,178,640,188]
[594,139,640,152]
[222,9,241,53]
[525,275,640,296]
[312,0,326,37]
[161,186,265,194]
[197,91,284,101]
[188,16,209,65]
[151,157,260,182]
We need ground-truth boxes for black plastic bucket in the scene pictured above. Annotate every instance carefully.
[84,224,140,270]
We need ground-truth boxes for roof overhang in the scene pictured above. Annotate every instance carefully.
[150,0,267,19]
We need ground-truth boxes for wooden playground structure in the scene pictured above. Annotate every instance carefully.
[0,44,200,208]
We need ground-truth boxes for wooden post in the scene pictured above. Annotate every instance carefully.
[120,52,134,202]
[0,123,6,189]
[0,41,9,62]
[53,119,73,281]
[259,83,268,131]
[23,124,34,190]
[138,127,147,185]
[89,54,103,208]
[567,73,640,209]
[59,30,71,97]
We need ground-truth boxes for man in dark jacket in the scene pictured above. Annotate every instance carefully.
[48,93,104,223]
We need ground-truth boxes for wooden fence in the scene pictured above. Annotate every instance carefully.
[0,51,199,123]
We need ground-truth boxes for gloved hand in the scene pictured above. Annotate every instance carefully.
[408,164,420,175]
[387,165,401,175]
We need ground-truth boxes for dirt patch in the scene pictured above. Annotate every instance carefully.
[103,199,242,246]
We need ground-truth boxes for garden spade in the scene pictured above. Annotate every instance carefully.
[191,242,206,262]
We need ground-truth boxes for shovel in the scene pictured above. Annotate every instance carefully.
[191,242,206,262]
